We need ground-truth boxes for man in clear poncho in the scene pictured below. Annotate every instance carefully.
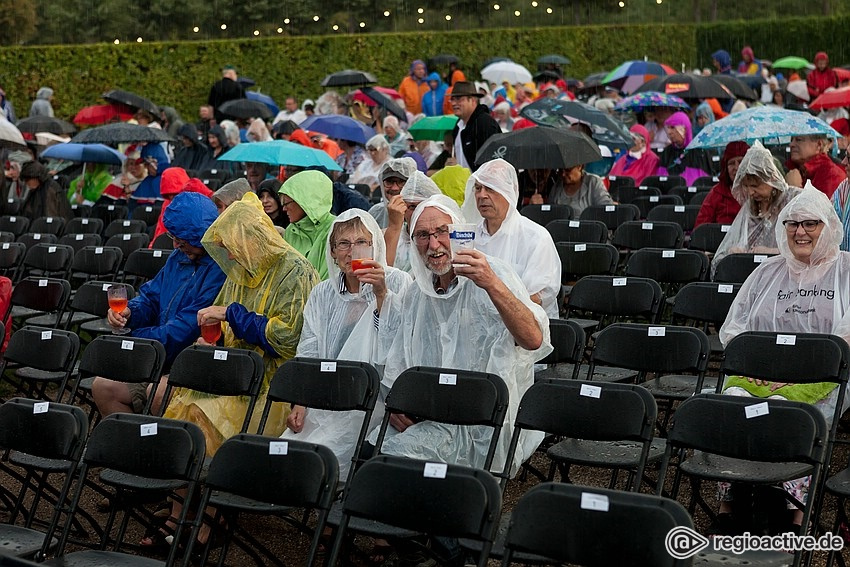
[712,141,802,275]
[461,158,561,318]
[368,157,418,229]
[279,170,336,280]
[164,192,319,456]
[282,209,413,480]
[375,194,553,475]
[384,170,443,273]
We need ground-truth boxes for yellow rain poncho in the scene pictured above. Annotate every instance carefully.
[163,192,319,456]
[281,170,336,280]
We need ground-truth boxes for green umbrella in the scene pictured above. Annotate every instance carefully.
[772,56,812,70]
[408,115,459,141]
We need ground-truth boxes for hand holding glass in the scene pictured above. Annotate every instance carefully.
[350,243,373,272]
[107,284,130,335]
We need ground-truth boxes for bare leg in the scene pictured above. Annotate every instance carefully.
[91,377,135,417]
[149,376,169,416]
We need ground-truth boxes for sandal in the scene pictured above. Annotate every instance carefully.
[140,515,178,552]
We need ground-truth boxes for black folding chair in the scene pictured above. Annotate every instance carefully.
[69,203,91,219]
[647,204,701,232]
[713,252,776,283]
[642,175,686,194]
[519,204,572,226]
[611,184,660,205]
[62,217,104,236]
[9,277,71,324]
[579,204,640,231]
[546,219,608,244]
[68,245,124,284]
[0,326,80,404]
[630,194,684,219]
[612,221,684,252]
[16,233,58,251]
[130,204,162,227]
[692,175,718,188]
[0,216,30,238]
[58,233,102,255]
[557,242,619,281]
[688,222,729,254]
[534,319,586,381]
[606,175,635,193]
[670,281,741,359]
[105,234,149,269]
[28,217,65,237]
[19,244,74,281]
[90,204,129,230]
[122,248,172,285]
[0,242,26,282]
[104,219,148,239]
[624,247,709,299]
[689,191,710,206]
[151,233,173,250]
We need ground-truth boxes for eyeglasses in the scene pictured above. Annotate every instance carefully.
[412,226,450,244]
[366,147,379,153]
[383,178,405,188]
[333,239,372,251]
[782,219,823,233]
[281,199,296,208]
[166,232,189,247]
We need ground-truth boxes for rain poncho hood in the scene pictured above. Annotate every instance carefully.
[36,87,53,100]
[392,172,443,272]
[325,208,388,282]
[408,195,466,296]
[695,102,715,134]
[163,191,219,248]
[712,50,732,73]
[431,165,470,206]
[213,178,250,209]
[368,157,419,229]
[461,158,561,317]
[731,140,789,204]
[664,111,693,148]
[776,182,843,274]
[281,170,335,279]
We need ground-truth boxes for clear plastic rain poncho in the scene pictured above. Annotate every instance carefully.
[712,141,802,274]
[368,157,418,229]
[720,183,850,418]
[281,170,336,280]
[282,209,412,479]
[460,158,561,318]
[393,171,442,273]
[164,192,319,456]
[375,194,553,475]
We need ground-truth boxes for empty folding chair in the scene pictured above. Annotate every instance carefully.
[3,198,23,216]
[668,184,707,202]
[610,184,660,205]
[612,220,684,252]
[641,175,686,194]
[670,281,741,358]
[28,217,65,237]
[57,232,102,254]
[519,204,572,227]
[62,217,103,236]
[0,216,30,238]
[579,204,640,231]
[565,275,664,332]
[557,242,619,282]
[20,243,74,281]
[9,277,71,325]
[689,191,710,206]
[534,319,586,381]
[546,219,608,244]
[0,326,80,403]
[122,248,172,285]
[692,175,718,189]
[606,175,635,193]
[16,233,58,251]
[130,204,162,227]
[0,242,26,282]
[688,222,729,254]
[90,204,128,228]
[624,247,709,298]
[151,233,173,250]
[630,194,684,219]
[105,233,149,268]
[647,204,701,232]
[0,231,14,243]
[713,252,775,283]
[69,245,124,283]
[69,203,91,218]
[104,219,148,239]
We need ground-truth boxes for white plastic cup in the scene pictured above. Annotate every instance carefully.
[448,223,476,259]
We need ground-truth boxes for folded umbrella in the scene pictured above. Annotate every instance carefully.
[16,116,76,135]
[71,123,174,144]
[102,89,160,115]
[218,99,273,120]
[73,103,134,126]
[299,115,375,145]
[41,142,125,165]
[408,115,459,141]
[520,98,632,150]
[321,69,378,88]
[216,140,342,171]
[688,106,839,150]
[475,126,601,169]
[357,87,406,122]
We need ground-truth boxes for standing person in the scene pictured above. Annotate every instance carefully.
[29,87,54,117]
[279,170,336,280]
[421,72,447,117]
[208,65,245,123]
[737,46,762,75]
[19,161,71,220]
[807,52,839,100]
[449,81,501,172]
[398,60,429,115]
[695,141,749,228]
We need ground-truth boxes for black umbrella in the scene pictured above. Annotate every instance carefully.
[482,56,512,68]
[533,70,563,83]
[70,123,174,144]
[102,89,160,115]
[237,76,257,88]
[218,99,273,120]
[580,72,609,90]
[428,54,459,66]
[635,74,732,100]
[358,86,406,122]
[538,54,570,65]
[520,98,632,150]
[475,127,601,169]
[709,74,759,101]
[16,116,76,135]
[321,69,378,88]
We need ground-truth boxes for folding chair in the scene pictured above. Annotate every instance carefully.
[57,233,102,254]
[670,281,741,359]
[122,248,172,285]
[631,195,684,219]
[688,222,729,254]
[326,456,502,567]
[642,175,686,194]
[0,217,30,238]
[201,178,222,191]
[197,168,230,181]
[90,204,128,229]
[668,184,707,202]
[3,198,23,216]
[0,242,26,282]
[105,234,149,270]
[534,319,586,381]
[546,219,608,244]
[612,221,684,253]
[689,191,709,206]
[62,217,104,236]
[104,219,148,239]
[502,483,694,567]
[69,245,124,285]
[624,247,708,299]
[26,280,129,331]
[0,398,88,560]
[151,233,173,250]
[647,205,701,232]
[42,414,206,567]
[579,204,640,231]
[610,184,660,205]
[16,233,58,251]
[0,327,80,404]
[19,243,74,281]
[69,204,91,219]
[130,205,162,227]
[692,175,718,189]
[28,217,65,237]
[713,252,776,283]
[519,204,572,227]
[0,232,14,243]
[606,175,635,193]
[557,242,619,281]
[8,277,71,324]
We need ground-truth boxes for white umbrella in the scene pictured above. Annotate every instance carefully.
[0,117,27,149]
[481,61,533,85]
[786,80,810,102]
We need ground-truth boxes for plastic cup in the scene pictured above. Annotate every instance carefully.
[201,321,222,344]
[350,243,373,272]
[448,223,476,259]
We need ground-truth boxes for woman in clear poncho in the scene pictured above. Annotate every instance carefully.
[712,141,802,275]
[714,184,850,534]
[163,192,319,456]
[282,209,412,480]
[368,157,418,229]
[280,170,336,280]
[384,170,442,273]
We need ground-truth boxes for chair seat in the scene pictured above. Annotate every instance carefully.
[14,367,65,382]
[566,317,598,333]
[79,318,113,335]
[547,438,665,468]
[825,466,850,496]
[708,333,724,354]
[99,468,187,492]
[77,376,94,391]
[642,374,719,399]
[10,450,77,473]
[680,451,814,484]
[534,365,578,381]
[28,312,98,329]
[692,540,792,565]
[208,490,295,515]
[9,306,42,320]
[43,549,166,567]
[549,364,638,383]
[0,524,56,557]
[325,500,418,538]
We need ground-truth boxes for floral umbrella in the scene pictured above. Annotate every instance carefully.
[614,92,691,112]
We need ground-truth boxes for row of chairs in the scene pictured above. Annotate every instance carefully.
[521,199,708,232]
[0,215,156,240]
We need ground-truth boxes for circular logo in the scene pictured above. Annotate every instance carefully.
[665,526,710,560]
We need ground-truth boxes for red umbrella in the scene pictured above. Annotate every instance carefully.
[351,86,403,107]
[810,86,850,111]
[73,103,134,126]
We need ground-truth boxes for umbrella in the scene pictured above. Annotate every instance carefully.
[580,72,609,90]
[102,89,159,115]
[772,56,813,70]
[0,118,27,149]
[238,77,257,88]
[357,86,406,121]
[245,91,279,116]
[786,80,811,102]
[299,115,375,145]
[71,123,174,144]
[428,54,459,65]
[836,68,850,83]
[408,115,459,141]
[16,116,76,135]
[519,98,632,149]
[709,74,758,101]
[810,87,850,111]
[41,143,125,165]
[321,69,378,88]
[688,106,839,150]
[602,60,675,94]
[73,103,134,126]
[481,61,533,85]
[482,57,512,68]
[218,99,273,120]
[217,140,342,171]
[537,54,570,65]
[352,86,403,107]
[635,74,732,100]
[475,127,601,169]
[533,70,563,84]
[614,92,691,112]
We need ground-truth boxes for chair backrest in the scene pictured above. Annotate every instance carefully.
[0,231,15,243]
[688,222,730,253]
[579,204,640,230]
[69,203,92,218]
[29,216,66,236]
[520,204,573,226]
[557,242,619,279]
[62,216,104,236]
[22,243,74,278]
[502,482,694,567]
[58,232,103,254]
[3,198,23,216]
[11,277,71,314]
[0,397,88,463]
[130,204,162,227]
[90,204,129,229]
[671,282,740,328]
[624,248,709,290]
[0,215,31,237]
[612,221,684,251]
[197,168,230,181]
[17,232,59,250]
[546,219,608,244]
[538,319,585,366]
[646,205,701,232]
[606,175,635,192]
[201,178,222,191]
[566,275,664,325]
[2,326,80,402]
[689,191,710,206]
[610,184,661,204]
[105,233,150,263]
[71,245,124,280]
[668,185,707,202]
[151,232,173,250]
[122,248,172,283]
[0,241,26,279]
[65,279,136,321]
[630,195,684,219]
[692,175,718,188]
[641,175,686,194]
[712,252,775,283]
[78,334,165,393]
[104,219,148,238]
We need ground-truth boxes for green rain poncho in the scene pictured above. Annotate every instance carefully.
[67,164,113,204]
[163,192,319,456]
[280,170,335,280]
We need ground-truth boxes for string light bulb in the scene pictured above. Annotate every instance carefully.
[220,24,227,30]
[192,26,199,32]
[113,39,120,44]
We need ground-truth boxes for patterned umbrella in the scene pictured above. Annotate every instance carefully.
[615,92,691,112]
[602,60,676,94]
[688,106,840,150]
[520,98,632,149]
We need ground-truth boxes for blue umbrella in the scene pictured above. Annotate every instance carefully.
[41,142,125,165]
[246,91,280,116]
[300,115,375,145]
[688,106,840,150]
[217,140,343,171]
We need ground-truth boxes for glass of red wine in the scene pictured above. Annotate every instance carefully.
[107,284,130,335]
[201,321,222,344]
[350,243,373,273]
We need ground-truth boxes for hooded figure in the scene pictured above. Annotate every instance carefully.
[694,101,715,135]
[29,87,54,117]
[712,49,732,75]
[694,141,749,228]
[280,170,336,280]
[461,158,561,318]
[712,141,802,273]
[163,192,319,455]
[368,157,418,229]
[171,123,211,172]
[657,111,712,186]
[385,170,442,273]
[607,124,660,186]
[19,161,71,220]
[212,178,250,214]
[159,106,185,138]
[131,142,171,209]
[150,167,214,246]
[807,51,839,100]
[374,194,552,475]
[398,59,429,115]
[281,209,413,479]
[421,72,448,117]
[737,46,762,75]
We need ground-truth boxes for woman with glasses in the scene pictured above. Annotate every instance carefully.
[349,134,390,195]
[712,141,802,275]
[279,170,336,280]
